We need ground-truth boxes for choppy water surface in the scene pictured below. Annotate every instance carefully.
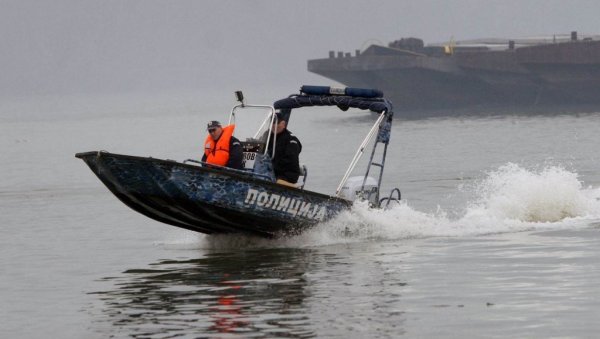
[1,92,600,338]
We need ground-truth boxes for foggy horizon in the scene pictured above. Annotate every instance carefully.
[3,0,600,98]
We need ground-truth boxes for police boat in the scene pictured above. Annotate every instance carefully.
[75,86,401,238]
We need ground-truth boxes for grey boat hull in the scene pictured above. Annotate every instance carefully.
[76,151,351,238]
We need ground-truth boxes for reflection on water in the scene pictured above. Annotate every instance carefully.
[89,248,315,338]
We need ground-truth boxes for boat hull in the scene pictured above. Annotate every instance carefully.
[76,151,352,237]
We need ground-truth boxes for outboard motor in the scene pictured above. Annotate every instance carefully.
[338,176,379,206]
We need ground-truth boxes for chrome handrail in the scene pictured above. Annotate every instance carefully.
[183,159,274,181]
[229,104,276,156]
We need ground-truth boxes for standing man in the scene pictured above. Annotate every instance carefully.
[265,112,302,186]
[202,120,243,170]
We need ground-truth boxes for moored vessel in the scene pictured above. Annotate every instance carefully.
[308,32,600,115]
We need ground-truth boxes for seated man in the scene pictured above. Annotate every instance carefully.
[201,120,243,170]
[264,112,302,186]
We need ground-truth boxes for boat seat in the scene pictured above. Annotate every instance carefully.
[297,164,308,189]
[275,164,307,189]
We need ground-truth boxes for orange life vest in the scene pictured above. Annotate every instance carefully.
[204,125,235,166]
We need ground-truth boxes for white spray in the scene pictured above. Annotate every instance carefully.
[164,163,600,249]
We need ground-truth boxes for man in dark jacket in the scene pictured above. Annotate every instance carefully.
[265,112,302,186]
[201,120,244,170]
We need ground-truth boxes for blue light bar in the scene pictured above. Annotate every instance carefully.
[300,85,383,98]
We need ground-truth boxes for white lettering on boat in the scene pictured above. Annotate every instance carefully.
[277,196,291,211]
[244,188,327,220]
[256,192,269,207]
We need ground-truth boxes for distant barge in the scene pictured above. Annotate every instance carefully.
[308,31,600,115]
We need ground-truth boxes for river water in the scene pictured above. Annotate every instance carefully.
[2,91,600,338]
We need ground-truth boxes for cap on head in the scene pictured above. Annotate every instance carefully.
[207,120,221,130]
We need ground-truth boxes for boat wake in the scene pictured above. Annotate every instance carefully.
[301,163,600,243]
[164,163,600,249]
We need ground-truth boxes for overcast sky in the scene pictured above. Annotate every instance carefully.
[2,0,600,98]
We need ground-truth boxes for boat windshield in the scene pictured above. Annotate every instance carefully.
[228,104,276,145]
